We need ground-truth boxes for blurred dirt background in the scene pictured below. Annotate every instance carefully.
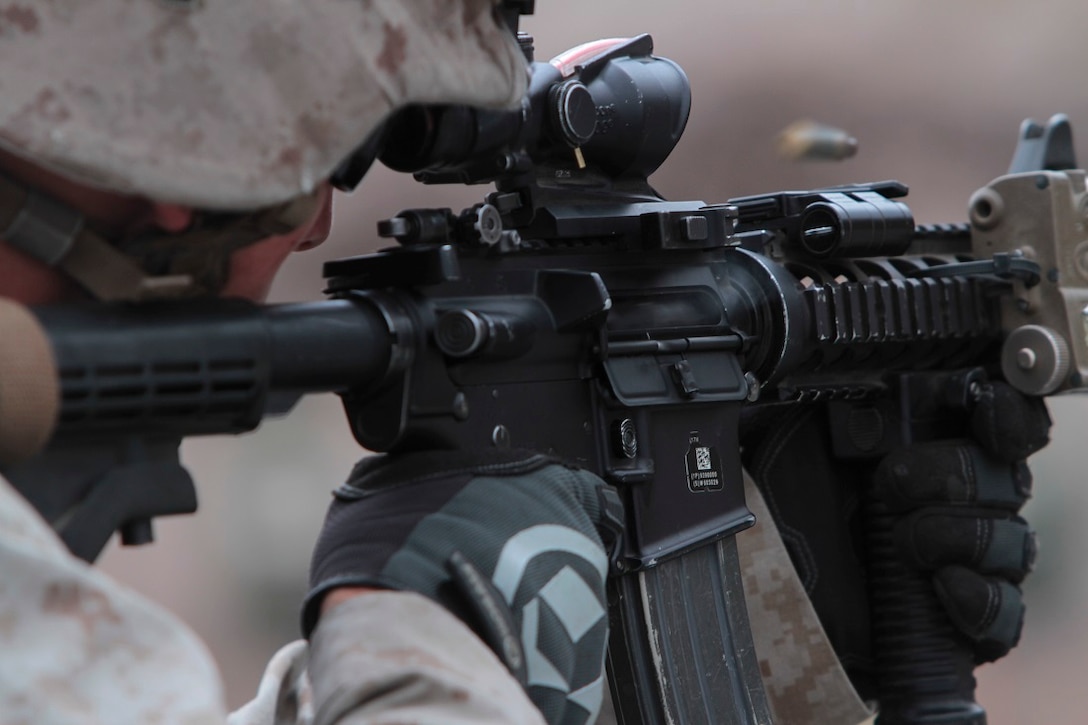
[99,2,1088,721]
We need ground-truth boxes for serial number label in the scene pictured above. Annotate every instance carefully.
[685,434,724,493]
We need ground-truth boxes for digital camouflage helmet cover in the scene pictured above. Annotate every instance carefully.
[0,0,528,209]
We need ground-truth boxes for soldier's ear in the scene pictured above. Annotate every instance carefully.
[149,203,194,233]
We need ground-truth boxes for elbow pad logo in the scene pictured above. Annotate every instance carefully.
[491,524,609,725]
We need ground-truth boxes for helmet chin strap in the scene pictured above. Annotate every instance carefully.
[0,172,320,301]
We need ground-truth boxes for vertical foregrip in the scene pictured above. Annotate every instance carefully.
[866,497,986,725]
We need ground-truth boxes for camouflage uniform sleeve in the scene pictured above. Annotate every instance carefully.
[230,593,548,725]
[303,592,547,725]
[2,463,867,725]
[738,470,875,725]
[0,475,229,724]
[228,640,313,725]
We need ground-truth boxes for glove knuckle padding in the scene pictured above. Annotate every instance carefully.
[874,441,1030,510]
[970,381,1051,462]
[931,566,1025,663]
[894,510,1035,582]
[305,450,613,725]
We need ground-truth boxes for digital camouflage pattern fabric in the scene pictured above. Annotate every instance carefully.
[0,464,875,724]
[0,0,527,209]
[0,472,226,724]
[738,472,874,725]
[0,473,545,725]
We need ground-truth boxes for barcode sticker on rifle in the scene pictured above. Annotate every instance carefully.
[685,434,723,492]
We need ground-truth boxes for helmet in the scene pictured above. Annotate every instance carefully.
[0,0,527,210]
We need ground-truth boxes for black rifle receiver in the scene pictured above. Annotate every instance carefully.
[10,20,1086,725]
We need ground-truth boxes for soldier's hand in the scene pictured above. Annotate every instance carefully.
[302,449,622,725]
[873,381,1050,662]
[741,380,1052,697]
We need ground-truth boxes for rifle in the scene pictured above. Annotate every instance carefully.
[5,9,1084,724]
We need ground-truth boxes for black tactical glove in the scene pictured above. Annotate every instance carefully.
[741,380,1051,698]
[303,448,622,725]
[872,381,1049,663]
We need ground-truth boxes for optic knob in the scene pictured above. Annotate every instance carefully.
[473,204,503,245]
[1001,324,1070,395]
